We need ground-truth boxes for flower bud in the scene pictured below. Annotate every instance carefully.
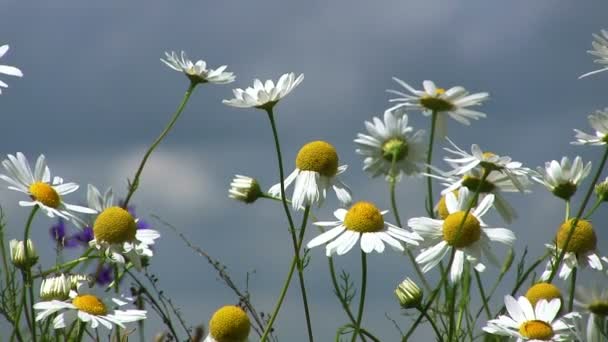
[40,274,71,301]
[228,175,262,204]
[395,277,423,309]
[595,177,608,202]
[10,239,38,269]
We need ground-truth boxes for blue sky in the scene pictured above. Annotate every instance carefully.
[1,0,608,340]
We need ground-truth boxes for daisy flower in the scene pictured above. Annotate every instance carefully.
[532,156,591,200]
[430,167,531,224]
[572,109,608,146]
[525,282,563,308]
[228,175,262,204]
[268,140,352,210]
[205,305,250,342]
[222,72,304,110]
[86,184,160,270]
[354,110,426,180]
[540,218,603,280]
[34,290,146,330]
[442,138,531,192]
[408,187,516,284]
[579,29,608,79]
[574,285,608,342]
[161,51,235,84]
[483,295,579,341]
[387,79,488,136]
[307,201,421,256]
[0,45,23,94]
[0,153,96,224]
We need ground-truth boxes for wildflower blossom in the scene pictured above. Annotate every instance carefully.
[572,109,608,146]
[0,44,23,94]
[223,72,303,110]
[205,305,250,342]
[574,285,608,342]
[532,156,591,200]
[579,29,608,79]
[161,51,235,84]
[525,282,563,307]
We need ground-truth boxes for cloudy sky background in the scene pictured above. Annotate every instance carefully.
[1,0,608,340]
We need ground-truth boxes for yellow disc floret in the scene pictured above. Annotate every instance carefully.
[442,211,481,248]
[209,305,251,342]
[29,182,60,208]
[525,283,562,307]
[343,202,385,233]
[556,219,596,254]
[295,141,339,177]
[518,320,554,340]
[72,294,108,316]
[93,207,137,244]
[436,195,451,219]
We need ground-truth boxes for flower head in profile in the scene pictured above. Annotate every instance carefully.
[532,156,591,200]
[574,285,608,342]
[387,79,488,136]
[40,273,90,301]
[540,218,603,281]
[86,185,160,270]
[307,201,421,256]
[572,109,608,146]
[268,140,352,210]
[395,278,423,309]
[408,187,516,284]
[595,177,608,202]
[161,51,235,84]
[354,110,426,180]
[580,29,608,79]
[223,72,303,110]
[205,305,250,342]
[483,295,579,341]
[10,239,38,269]
[34,291,146,330]
[228,175,262,204]
[0,44,23,94]
[0,153,96,225]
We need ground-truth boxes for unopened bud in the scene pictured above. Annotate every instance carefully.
[395,277,423,309]
[229,175,262,204]
[595,177,608,202]
[10,239,38,269]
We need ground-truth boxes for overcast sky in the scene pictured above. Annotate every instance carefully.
[1,0,608,340]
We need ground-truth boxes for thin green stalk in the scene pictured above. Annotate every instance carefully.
[260,256,297,341]
[425,111,438,218]
[264,108,313,341]
[584,198,602,219]
[418,307,442,341]
[474,270,491,319]
[565,200,570,221]
[19,206,38,342]
[548,146,608,282]
[351,251,367,342]
[76,322,85,341]
[123,82,197,207]
[447,283,457,342]
[388,155,430,292]
[568,267,577,312]
[35,254,99,278]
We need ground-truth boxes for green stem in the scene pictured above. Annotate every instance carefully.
[351,251,367,342]
[123,82,197,207]
[418,307,442,341]
[388,155,431,292]
[474,270,491,319]
[260,256,297,341]
[76,322,85,341]
[425,111,438,218]
[548,146,608,282]
[584,198,602,219]
[568,267,577,312]
[447,284,457,342]
[263,108,313,341]
[36,254,99,278]
[19,206,38,342]
[565,200,570,221]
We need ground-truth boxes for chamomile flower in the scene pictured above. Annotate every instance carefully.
[579,29,608,79]
[387,79,488,136]
[228,175,262,204]
[307,201,421,256]
[532,156,591,200]
[525,282,563,308]
[223,72,304,110]
[0,153,96,224]
[430,167,531,223]
[408,187,516,284]
[572,109,608,146]
[0,45,23,94]
[161,51,235,84]
[442,139,531,192]
[40,273,90,301]
[10,239,38,269]
[540,219,603,281]
[87,184,160,270]
[204,305,250,342]
[34,290,146,330]
[573,285,608,342]
[483,296,579,341]
[268,140,352,210]
[354,110,426,180]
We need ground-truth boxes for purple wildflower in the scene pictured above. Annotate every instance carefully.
[49,219,79,248]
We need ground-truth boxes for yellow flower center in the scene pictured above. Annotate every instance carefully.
[482,152,496,159]
[589,301,608,316]
[93,207,137,244]
[209,305,251,342]
[442,211,481,248]
[556,219,596,254]
[525,283,562,307]
[518,320,554,340]
[295,141,339,177]
[461,175,496,193]
[382,138,409,162]
[29,182,60,208]
[72,294,108,316]
[343,202,384,233]
[435,88,446,95]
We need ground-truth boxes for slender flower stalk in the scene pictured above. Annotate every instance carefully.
[351,251,367,342]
